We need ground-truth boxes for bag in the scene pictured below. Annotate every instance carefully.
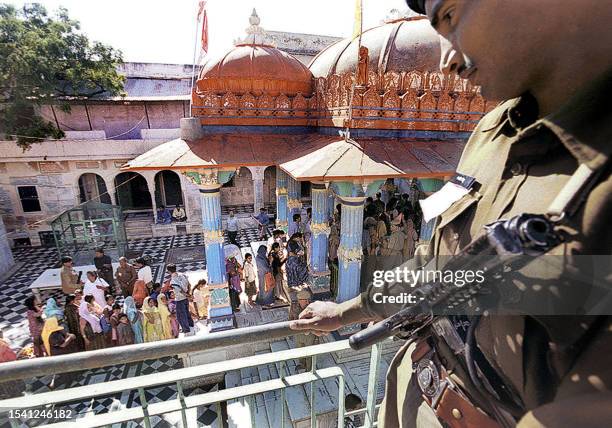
[264,272,275,292]
[100,316,112,334]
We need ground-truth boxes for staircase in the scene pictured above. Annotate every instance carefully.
[124,216,153,240]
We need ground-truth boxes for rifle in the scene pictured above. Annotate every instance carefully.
[349,213,562,350]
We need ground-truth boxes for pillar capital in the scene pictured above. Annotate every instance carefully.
[181,168,235,190]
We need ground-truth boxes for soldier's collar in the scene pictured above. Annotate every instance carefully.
[536,67,612,170]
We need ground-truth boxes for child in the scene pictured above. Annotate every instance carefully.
[142,297,163,342]
[116,313,135,346]
[243,254,257,306]
[167,291,180,338]
[149,283,162,305]
[192,279,210,320]
[156,294,174,339]
[109,303,122,346]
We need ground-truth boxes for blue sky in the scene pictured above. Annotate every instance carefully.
[5,0,411,64]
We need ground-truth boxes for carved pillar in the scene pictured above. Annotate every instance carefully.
[333,180,385,303]
[327,189,335,222]
[0,216,14,278]
[310,182,330,273]
[250,166,265,213]
[144,173,158,223]
[182,168,235,331]
[287,175,302,220]
[309,182,331,295]
[275,167,289,232]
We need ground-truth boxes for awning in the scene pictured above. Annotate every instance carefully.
[278,137,463,180]
[122,133,464,179]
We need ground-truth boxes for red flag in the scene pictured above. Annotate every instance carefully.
[198,0,208,54]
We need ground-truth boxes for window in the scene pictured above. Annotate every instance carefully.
[18,186,41,212]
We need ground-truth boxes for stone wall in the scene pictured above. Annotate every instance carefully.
[220,167,255,207]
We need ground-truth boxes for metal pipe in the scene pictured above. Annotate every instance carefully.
[0,321,296,382]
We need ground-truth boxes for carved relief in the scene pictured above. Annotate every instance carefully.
[293,93,308,117]
[221,92,239,117]
[361,88,382,119]
[241,93,256,116]
[382,90,400,118]
[384,71,401,91]
[367,71,380,90]
[276,94,290,117]
[257,94,274,116]
[357,46,369,87]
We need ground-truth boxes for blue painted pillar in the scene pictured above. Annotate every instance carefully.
[327,189,336,222]
[183,169,234,331]
[336,195,366,303]
[276,167,289,232]
[287,175,302,218]
[310,182,329,273]
[332,180,385,303]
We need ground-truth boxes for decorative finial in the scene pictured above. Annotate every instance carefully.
[249,8,260,26]
[234,7,267,46]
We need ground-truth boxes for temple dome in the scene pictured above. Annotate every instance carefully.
[308,16,440,78]
[196,44,314,96]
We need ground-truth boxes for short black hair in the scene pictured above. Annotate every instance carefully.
[112,303,121,310]
[245,253,252,259]
[118,313,128,320]
[84,295,95,303]
[153,282,161,289]
[95,248,104,254]
[61,256,72,264]
[166,264,177,273]
[65,294,76,305]
[293,213,301,222]
[24,296,38,311]
[406,0,426,15]
[106,294,115,302]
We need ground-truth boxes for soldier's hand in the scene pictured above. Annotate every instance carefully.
[289,301,343,336]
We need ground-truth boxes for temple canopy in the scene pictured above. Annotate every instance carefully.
[122,134,462,180]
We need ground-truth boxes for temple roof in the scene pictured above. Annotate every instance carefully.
[122,134,463,179]
[309,16,440,78]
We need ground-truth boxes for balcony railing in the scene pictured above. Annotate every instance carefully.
[0,322,383,428]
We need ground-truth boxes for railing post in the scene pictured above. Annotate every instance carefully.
[310,354,317,428]
[364,343,381,428]
[337,374,345,428]
[138,387,152,428]
[176,381,189,428]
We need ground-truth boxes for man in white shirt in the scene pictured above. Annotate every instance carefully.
[134,257,153,291]
[226,210,240,246]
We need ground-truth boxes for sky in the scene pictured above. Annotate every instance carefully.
[5,0,412,64]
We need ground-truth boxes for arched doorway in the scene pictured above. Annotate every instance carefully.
[114,172,152,210]
[154,170,184,208]
[263,166,276,206]
[78,173,111,204]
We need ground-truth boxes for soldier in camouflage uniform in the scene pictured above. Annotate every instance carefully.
[291,0,612,426]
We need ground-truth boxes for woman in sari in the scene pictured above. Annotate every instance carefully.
[286,234,310,290]
[269,243,289,303]
[78,296,106,351]
[225,256,242,311]
[255,245,274,306]
[0,331,25,398]
[156,294,174,339]
[123,296,143,344]
[132,278,148,307]
[64,294,84,351]
[25,296,45,357]
[44,298,64,321]
[142,297,163,342]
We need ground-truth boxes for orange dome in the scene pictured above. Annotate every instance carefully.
[309,16,440,78]
[196,44,313,97]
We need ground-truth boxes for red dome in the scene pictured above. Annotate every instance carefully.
[196,44,313,96]
[309,16,440,78]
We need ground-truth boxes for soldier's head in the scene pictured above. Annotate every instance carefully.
[409,0,610,112]
[61,256,73,267]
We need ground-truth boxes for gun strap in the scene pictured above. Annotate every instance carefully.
[547,160,609,219]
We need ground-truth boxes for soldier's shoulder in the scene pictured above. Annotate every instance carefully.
[472,98,517,134]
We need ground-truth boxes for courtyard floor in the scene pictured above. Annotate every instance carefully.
[0,227,273,428]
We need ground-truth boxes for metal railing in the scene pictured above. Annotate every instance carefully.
[0,322,383,428]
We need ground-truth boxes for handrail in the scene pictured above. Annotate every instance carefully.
[0,321,296,382]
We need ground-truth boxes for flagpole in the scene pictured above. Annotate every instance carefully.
[189,0,201,117]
